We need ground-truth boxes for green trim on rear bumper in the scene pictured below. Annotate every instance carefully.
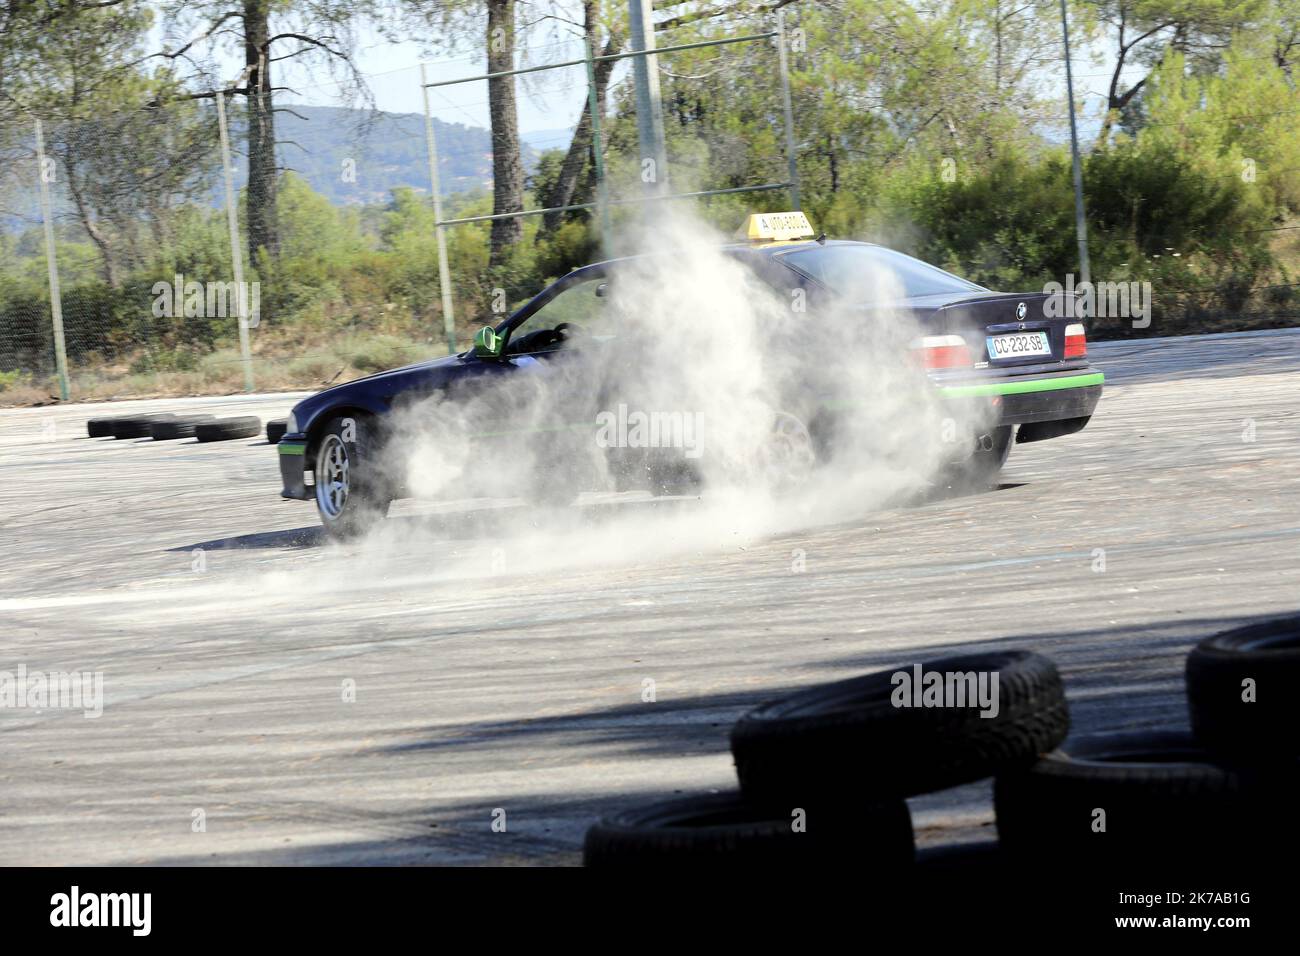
[278,442,307,455]
[937,371,1104,399]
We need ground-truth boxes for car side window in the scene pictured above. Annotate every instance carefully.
[506,277,615,355]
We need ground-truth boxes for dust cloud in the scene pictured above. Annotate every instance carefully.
[269,211,995,597]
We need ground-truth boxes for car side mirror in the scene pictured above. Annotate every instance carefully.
[472,326,504,360]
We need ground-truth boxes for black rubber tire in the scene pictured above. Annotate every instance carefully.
[194,416,262,443]
[313,415,392,539]
[149,415,216,440]
[914,839,1006,874]
[730,650,1068,804]
[110,414,176,439]
[1187,614,1300,765]
[994,730,1299,868]
[941,426,1013,491]
[266,419,288,444]
[583,791,914,867]
[87,417,125,438]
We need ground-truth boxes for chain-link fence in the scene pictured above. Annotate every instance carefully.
[0,98,235,401]
[0,90,462,403]
[0,18,804,405]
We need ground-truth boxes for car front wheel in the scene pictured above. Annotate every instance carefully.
[314,416,391,539]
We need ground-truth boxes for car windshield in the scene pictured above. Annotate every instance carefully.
[780,244,984,301]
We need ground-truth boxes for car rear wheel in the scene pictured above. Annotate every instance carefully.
[942,425,1013,492]
[762,411,817,492]
[314,416,391,539]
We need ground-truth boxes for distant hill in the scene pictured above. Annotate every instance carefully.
[273,104,550,205]
[0,104,570,235]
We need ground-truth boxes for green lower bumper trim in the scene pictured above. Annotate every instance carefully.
[278,442,307,456]
[937,371,1104,399]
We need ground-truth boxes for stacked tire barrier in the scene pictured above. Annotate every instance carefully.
[195,417,261,442]
[111,414,176,439]
[86,413,262,442]
[149,415,215,440]
[584,650,1068,867]
[998,615,1300,874]
[586,621,1299,873]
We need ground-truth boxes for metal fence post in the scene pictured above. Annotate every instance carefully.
[34,119,70,401]
[585,33,613,257]
[776,9,801,211]
[418,29,790,316]
[215,91,256,392]
[421,63,459,355]
[1059,0,1091,290]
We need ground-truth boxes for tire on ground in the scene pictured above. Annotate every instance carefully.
[149,415,216,440]
[994,730,1298,869]
[914,839,1006,875]
[110,414,176,439]
[312,414,392,538]
[266,419,288,444]
[1186,614,1300,765]
[583,791,914,867]
[730,650,1067,805]
[194,416,262,442]
[940,425,1014,491]
[88,417,126,438]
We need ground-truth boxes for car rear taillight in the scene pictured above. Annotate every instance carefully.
[911,334,973,370]
[1064,323,1087,359]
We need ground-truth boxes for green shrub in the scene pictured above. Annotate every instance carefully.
[129,347,200,374]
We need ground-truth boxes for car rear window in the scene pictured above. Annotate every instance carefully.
[780,245,984,300]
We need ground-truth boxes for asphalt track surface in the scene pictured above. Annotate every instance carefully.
[1,328,1298,865]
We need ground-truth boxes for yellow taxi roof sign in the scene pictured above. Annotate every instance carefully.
[736,211,816,242]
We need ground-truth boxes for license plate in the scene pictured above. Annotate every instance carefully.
[987,331,1051,359]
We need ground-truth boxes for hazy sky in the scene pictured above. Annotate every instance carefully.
[153,16,599,138]
[281,31,598,138]
[152,9,1134,143]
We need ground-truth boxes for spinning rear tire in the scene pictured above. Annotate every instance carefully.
[941,426,1013,492]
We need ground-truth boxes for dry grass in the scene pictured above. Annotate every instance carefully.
[0,332,451,407]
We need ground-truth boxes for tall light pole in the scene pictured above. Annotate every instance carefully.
[1060,0,1091,288]
[628,0,668,199]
